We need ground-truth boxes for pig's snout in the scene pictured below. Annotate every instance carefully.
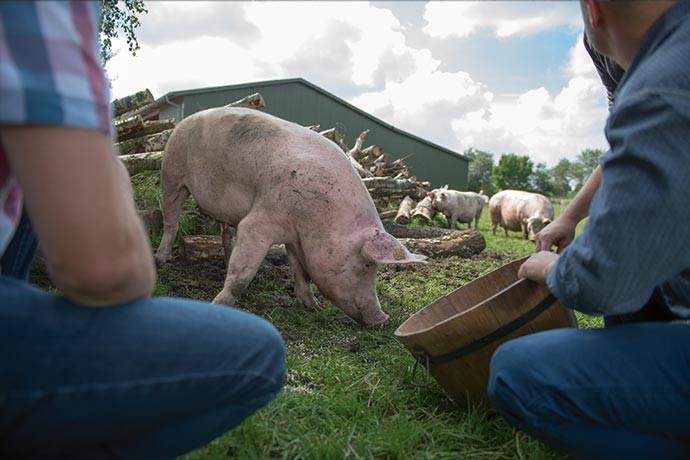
[359,310,390,327]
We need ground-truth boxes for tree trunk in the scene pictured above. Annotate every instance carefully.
[411,196,435,221]
[180,236,288,265]
[120,151,162,176]
[115,129,173,156]
[180,235,226,261]
[115,114,144,139]
[394,196,416,225]
[225,92,265,110]
[112,89,154,117]
[355,144,381,162]
[396,230,485,258]
[348,129,370,158]
[118,119,176,143]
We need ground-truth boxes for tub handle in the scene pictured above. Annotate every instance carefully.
[411,348,431,387]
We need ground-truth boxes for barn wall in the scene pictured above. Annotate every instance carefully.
[160,80,469,190]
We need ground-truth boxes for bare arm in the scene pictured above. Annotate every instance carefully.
[535,165,602,252]
[1,125,155,306]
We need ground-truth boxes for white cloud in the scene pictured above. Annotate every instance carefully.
[423,2,581,39]
[449,34,608,165]
[106,2,608,167]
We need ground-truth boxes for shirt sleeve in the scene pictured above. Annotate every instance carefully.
[0,1,112,136]
[547,91,690,315]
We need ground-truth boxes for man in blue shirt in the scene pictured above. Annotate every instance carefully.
[488,1,690,459]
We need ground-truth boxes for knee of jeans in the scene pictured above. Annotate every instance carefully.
[256,320,288,389]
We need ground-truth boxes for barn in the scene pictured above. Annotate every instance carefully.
[146,78,469,190]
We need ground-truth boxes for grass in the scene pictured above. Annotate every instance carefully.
[131,188,599,460]
[38,173,602,459]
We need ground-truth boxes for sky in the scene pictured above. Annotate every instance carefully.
[106,1,611,167]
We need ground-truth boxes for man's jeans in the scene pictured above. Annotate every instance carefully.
[488,322,690,460]
[1,208,38,280]
[0,214,286,459]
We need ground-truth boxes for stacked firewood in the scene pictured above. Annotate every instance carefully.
[314,126,429,218]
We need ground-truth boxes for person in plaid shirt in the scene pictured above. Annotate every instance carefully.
[0,2,286,458]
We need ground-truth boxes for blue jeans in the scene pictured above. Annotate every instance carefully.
[1,272,286,458]
[1,207,38,280]
[488,322,690,459]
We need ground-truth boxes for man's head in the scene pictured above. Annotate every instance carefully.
[579,0,678,69]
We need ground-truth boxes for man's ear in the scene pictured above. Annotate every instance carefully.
[584,0,603,27]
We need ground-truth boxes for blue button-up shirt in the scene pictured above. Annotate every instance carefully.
[547,0,690,318]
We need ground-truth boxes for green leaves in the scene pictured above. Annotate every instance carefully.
[99,0,148,65]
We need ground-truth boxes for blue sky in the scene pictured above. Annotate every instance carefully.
[107,1,610,167]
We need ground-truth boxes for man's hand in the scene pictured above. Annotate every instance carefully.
[534,218,577,253]
[518,251,559,285]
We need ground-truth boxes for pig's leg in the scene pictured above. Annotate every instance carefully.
[212,218,274,306]
[221,224,236,267]
[285,243,321,311]
[155,184,190,265]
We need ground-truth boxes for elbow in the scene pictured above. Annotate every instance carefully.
[50,251,156,307]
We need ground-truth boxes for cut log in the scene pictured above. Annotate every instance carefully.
[348,129,370,158]
[394,196,416,225]
[411,196,435,221]
[115,114,144,139]
[378,210,398,220]
[319,128,347,151]
[118,119,176,143]
[355,144,382,162]
[120,151,162,176]
[115,101,160,123]
[180,235,226,261]
[115,128,173,156]
[112,89,154,117]
[225,92,265,110]
[396,230,485,259]
[180,235,288,265]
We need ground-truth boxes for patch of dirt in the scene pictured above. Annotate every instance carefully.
[28,247,514,312]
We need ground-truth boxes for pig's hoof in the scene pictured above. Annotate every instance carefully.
[297,294,323,311]
[154,255,167,268]
[212,292,235,306]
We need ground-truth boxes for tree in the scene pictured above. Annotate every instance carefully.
[529,162,554,196]
[464,148,496,195]
[570,148,605,192]
[549,158,573,197]
[493,153,533,191]
[99,0,148,65]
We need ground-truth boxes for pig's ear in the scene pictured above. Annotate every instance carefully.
[544,218,552,225]
[362,232,427,265]
[428,191,436,201]
[441,184,448,190]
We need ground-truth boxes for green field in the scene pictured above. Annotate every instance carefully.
[130,187,600,460]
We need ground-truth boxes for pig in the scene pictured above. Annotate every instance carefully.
[428,186,485,230]
[155,107,426,326]
[489,190,554,241]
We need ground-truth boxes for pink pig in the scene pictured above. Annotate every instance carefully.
[155,107,426,326]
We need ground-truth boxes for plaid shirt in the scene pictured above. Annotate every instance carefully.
[0,0,111,256]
